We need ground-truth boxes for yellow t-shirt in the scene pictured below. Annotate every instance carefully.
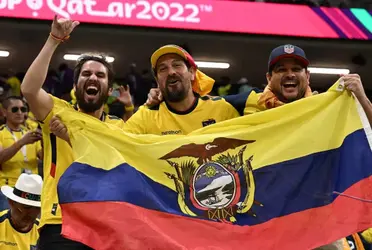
[39,95,125,229]
[124,95,240,135]
[0,126,42,186]
[0,209,39,250]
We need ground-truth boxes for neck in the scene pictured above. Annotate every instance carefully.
[6,122,21,131]
[167,92,196,112]
[81,106,104,120]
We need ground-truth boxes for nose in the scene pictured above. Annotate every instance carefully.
[89,74,98,81]
[167,67,177,76]
[285,69,296,78]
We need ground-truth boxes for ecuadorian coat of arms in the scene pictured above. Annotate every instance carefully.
[159,137,262,223]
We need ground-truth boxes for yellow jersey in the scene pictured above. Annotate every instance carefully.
[124,95,240,135]
[0,126,42,186]
[0,209,39,250]
[39,95,125,229]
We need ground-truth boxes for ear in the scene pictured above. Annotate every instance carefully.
[306,69,310,85]
[73,84,76,92]
[190,67,196,82]
[266,72,271,85]
[1,107,7,118]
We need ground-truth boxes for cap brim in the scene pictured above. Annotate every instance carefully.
[1,186,41,207]
[151,46,188,69]
[269,54,309,70]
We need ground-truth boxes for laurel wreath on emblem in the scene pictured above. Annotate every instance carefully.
[160,138,263,223]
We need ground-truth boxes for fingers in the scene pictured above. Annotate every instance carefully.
[53,14,58,24]
[71,20,80,30]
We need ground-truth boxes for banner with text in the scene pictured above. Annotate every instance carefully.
[0,0,371,40]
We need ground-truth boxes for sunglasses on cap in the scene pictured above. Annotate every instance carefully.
[11,107,27,113]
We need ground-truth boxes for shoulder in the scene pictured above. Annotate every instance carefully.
[50,95,73,110]
[106,115,125,129]
[0,210,9,223]
[223,89,263,115]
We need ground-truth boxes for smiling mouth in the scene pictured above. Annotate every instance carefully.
[167,79,180,86]
[282,83,298,89]
[85,86,99,96]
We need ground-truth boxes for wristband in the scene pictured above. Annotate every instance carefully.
[125,105,134,112]
[49,32,70,43]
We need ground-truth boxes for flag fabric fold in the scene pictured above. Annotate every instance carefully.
[57,82,372,250]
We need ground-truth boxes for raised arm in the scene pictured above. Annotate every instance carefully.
[21,16,79,121]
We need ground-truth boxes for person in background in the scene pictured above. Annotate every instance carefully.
[57,63,74,101]
[6,70,21,97]
[0,96,42,210]
[0,173,42,250]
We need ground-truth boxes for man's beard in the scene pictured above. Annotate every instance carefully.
[161,76,189,103]
[75,87,109,113]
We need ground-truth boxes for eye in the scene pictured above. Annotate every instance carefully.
[96,72,106,78]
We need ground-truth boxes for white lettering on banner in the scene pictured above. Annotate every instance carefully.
[0,0,7,9]
[2,0,22,9]
[27,0,43,11]
[0,0,213,23]
[47,0,70,18]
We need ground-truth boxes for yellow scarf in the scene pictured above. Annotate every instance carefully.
[257,84,313,109]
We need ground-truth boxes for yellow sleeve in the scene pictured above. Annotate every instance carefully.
[361,228,372,243]
[41,95,72,131]
[244,92,266,115]
[123,106,149,134]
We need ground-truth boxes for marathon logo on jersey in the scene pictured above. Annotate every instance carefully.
[161,130,182,135]
[202,119,216,127]
[0,241,17,246]
[284,45,295,54]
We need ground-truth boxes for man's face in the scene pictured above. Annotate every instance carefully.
[9,200,40,231]
[75,60,111,113]
[5,100,27,125]
[267,58,310,102]
[156,54,195,102]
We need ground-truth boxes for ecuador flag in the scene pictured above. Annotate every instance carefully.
[57,82,372,250]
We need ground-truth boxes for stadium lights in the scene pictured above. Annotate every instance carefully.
[0,50,10,57]
[63,54,115,63]
[308,67,350,75]
[195,61,230,69]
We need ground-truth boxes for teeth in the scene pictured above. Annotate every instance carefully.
[87,86,98,90]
